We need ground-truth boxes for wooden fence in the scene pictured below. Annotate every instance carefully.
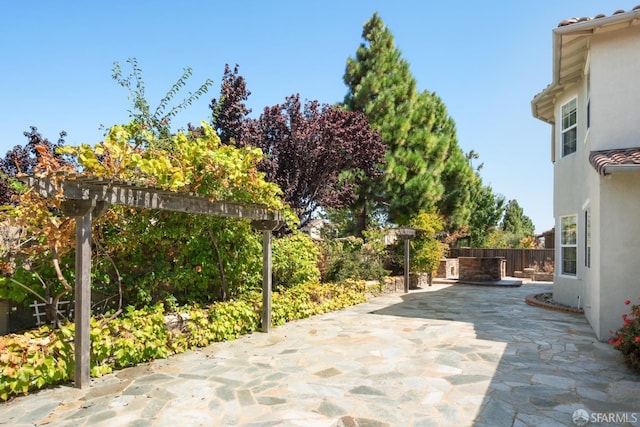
[448,248,555,277]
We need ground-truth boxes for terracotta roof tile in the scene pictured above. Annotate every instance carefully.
[557,5,640,27]
[589,148,640,175]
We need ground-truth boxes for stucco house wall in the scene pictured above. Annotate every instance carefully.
[598,174,640,339]
[590,27,640,150]
[532,8,640,341]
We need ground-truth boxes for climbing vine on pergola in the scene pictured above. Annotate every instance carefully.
[21,173,283,389]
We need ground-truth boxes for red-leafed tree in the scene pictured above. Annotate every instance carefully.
[241,94,385,227]
[0,127,69,205]
[210,66,385,229]
[210,64,252,146]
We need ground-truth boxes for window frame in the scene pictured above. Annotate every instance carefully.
[584,209,591,268]
[561,98,577,157]
[560,214,578,276]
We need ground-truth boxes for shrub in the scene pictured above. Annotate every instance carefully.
[408,211,446,275]
[609,298,640,372]
[272,233,320,290]
[319,230,389,283]
[95,213,264,307]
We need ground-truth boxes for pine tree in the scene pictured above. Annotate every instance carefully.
[467,185,506,247]
[501,199,535,237]
[343,13,475,230]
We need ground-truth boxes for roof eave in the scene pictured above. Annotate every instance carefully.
[555,9,640,35]
[531,29,565,124]
[533,9,640,123]
[603,164,640,175]
[531,83,560,124]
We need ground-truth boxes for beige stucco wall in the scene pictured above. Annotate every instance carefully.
[589,26,640,149]
[582,165,601,337]
[597,173,640,340]
[550,25,640,340]
[589,26,640,340]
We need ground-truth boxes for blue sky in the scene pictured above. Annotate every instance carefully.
[2,1,638,233]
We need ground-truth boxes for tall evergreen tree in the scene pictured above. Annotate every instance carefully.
[467,184,506,247]
[343,13,475,231]
[501,199,535,237]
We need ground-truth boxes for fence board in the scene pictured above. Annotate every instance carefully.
[448,248,554,277]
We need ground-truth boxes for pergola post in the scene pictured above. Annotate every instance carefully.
[396,228,417,294]
[261,230,273,332]
[403,238,410,293]
[61,200,96,389]
[252,220,283,332]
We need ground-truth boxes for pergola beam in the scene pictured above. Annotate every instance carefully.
[25,175,282,222]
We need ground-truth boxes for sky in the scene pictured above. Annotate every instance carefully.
[2,1,638,234]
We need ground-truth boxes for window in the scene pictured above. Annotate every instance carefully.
[561,215,577,275]
[584,209,591,268]
[562,98,577,156]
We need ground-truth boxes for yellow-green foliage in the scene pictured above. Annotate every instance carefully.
[58,122,298,226]
[409,211,447,274]
[90,305,172,376]
[271,280,367,325]
[0,326,73,401]
[272,232,321,290]
[0,280,368,401]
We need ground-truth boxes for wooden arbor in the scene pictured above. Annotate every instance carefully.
[22,174,284,389]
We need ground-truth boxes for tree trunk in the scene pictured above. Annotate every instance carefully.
[355,196,367,238]
[207,230,227,301]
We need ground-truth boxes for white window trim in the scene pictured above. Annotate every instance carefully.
[561,98,577,157]
[584,208,591,268]
[585,65,591,145]
[560,214,578,277]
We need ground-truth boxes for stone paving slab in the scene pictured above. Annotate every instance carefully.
[1,283,639,426]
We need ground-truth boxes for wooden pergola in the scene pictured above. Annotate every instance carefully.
[22,173,284,389]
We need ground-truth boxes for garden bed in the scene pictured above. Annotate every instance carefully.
[525,292,584,314]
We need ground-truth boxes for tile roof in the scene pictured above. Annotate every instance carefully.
[558,5,640,27]
[589,148,640,175]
